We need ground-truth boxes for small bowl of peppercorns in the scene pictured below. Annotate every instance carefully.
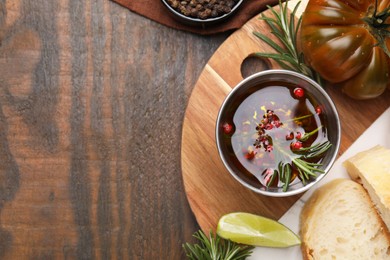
[161,0,244,27]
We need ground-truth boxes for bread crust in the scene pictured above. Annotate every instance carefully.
[344,145,390,231]
[300,178,390,259]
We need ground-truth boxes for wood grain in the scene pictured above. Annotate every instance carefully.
[0,0,388,258]
[181,7,390,234]
[0,0,230,258]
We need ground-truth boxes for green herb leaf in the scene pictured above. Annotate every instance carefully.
[253,0,323,84]
[298,141,332,158]
[183,230,254,260]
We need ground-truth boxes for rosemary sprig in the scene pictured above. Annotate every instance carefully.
[297,126,322,142]
[276,140,331,189]
[254,110,331,191]
[253,0,322,84]
[276,162,292,192]
[183,230,254,260]
[296,140,332,158]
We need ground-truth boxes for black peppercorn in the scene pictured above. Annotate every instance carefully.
[165,0,239,20]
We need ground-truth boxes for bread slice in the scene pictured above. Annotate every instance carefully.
[343,145,390,231]
[300,178,390,260]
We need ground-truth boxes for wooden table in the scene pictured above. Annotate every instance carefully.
[0,0,389,259]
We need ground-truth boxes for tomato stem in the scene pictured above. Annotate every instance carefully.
[363,0,390,58]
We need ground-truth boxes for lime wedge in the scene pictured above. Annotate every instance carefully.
[216,212,301,248]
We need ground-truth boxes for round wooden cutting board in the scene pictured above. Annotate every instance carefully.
[180,7,303,233]
[180,2,390,233]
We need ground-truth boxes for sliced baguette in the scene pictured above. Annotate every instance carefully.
[343,145,390,231]
[300,178,390,260]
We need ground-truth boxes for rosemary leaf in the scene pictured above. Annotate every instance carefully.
[254,52,295,66]
[253,0,323,85]
[283,163,292,192]
[299,127,321,142]
[267,169,278,187]
[253,31,285,54]
[290,2,300,44]
[278,161,285,181]
[301,141,332,158]
[298,168,308,184]
[183,230,254,260]
[294,158,322,177]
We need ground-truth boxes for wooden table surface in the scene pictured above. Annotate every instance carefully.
[0,0,389,259]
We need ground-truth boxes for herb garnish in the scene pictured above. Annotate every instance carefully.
[183,230,254,260]
[255,109,331,191]
[277,140,332,191]
[253,0,322,84]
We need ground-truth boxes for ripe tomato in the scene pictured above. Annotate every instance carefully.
[300,0,390,99]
